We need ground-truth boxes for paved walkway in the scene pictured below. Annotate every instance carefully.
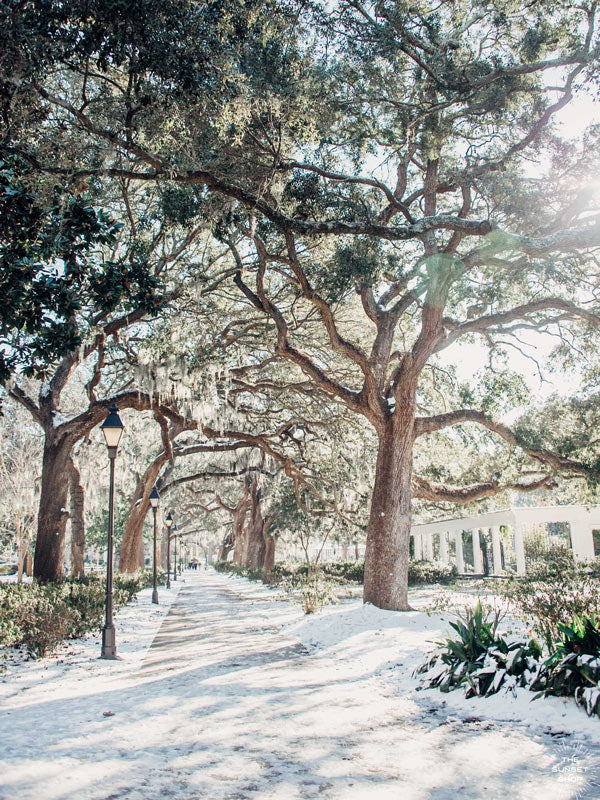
[2,571,599,799]
[127,574,404,799]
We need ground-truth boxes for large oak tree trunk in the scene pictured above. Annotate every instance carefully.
[244,481,267,568]
[120,462,166,573]
[262,533,276,574]
[119,496,149,573]
[119,414,175,573]
[34,435,72,582]
[363,415,415,611]
[218,530,234,561]
[69,458,86,578]
[231,488,251,564]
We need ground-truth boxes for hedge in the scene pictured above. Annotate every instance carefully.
[0,570,160,657]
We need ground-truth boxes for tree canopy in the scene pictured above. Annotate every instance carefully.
[2,0,600,605]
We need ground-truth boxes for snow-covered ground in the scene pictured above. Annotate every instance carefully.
[1,570,600,799]
[0,571,33,583]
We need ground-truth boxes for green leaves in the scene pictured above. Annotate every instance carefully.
[0,156,162,382]
[532,615,600,717]
[417,600,542,698]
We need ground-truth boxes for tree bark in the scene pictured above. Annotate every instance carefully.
[231,487,251,564]
[262,530,276,573]
[137,533,145,570]
[119,412,176,573]
[363,415,415,611]
[34,435,72,582]
[16,532,23,584]
[23,552,33,577]
[244,481,267,568]
[120,500,143,572]
[218,531,234,561]
[69,458,86,578]
[160,523,169,568]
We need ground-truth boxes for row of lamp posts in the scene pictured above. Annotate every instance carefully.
[99,404,189,661]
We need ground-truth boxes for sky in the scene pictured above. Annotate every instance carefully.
[448,89,600,417]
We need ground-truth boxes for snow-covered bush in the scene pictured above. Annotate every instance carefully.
[299,576,339,614]
[319,561,364,582]
[408,560,457,586]
[0,572,152,657]
[0,584,79,657]
[532,615,600,718]
[214,560,341,613]
[416,601,542,698]
[213,561,263,581]
[500,546,600,646]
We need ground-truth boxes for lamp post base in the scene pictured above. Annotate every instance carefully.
[152,588,159,604]
[166,579,171,589]
[101,624,117,659]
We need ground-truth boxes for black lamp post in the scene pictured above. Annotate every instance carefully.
[100,404,124,659]
[172,524,178,582]
[165,512,173,589]
[150,486,159,604]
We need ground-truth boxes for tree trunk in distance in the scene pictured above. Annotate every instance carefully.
[17,535,23,584]
[218,544,232,561]
[160,523,168,568]
[119,496,149,573]
[231,488,251,564]
[119,447,170,573]
[34,436,72,582]
[218,532,233,561]
[262,533,276,574]
[69,458,86,578]
[23,552,33,577]
[137,533,145,570]
[244,481,267,568]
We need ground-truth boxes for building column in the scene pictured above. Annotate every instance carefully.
[439,531,449,564]
[513,524,526,575]
[491,526,502,575]
[570,521,596,561]
[414,534,423,561]
[425,533,434,561]
[473,528,483,574]
[455,531,465,574]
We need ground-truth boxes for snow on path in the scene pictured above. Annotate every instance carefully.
[1,570,600,799]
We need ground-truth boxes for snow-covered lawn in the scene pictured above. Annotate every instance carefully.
[1,570,599,799]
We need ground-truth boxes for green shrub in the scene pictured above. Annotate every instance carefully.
[63,580,106,636]
[266,562,297,580]
[532,615,600,717]
[212,561,262,581]
[214,560,342,613]
[0,572,151,657]
[319,560,364,582]
[0,583,79,656]
[133,567,167,591]
[416,601,542,698]
[408,560,458,586]
[218,557,455,589]
[499,546,600,647]
[300,576,339,614]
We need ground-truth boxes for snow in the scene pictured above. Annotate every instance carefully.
[0,572,33,584]
[51,409,69,428]
[1,571,600,799]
